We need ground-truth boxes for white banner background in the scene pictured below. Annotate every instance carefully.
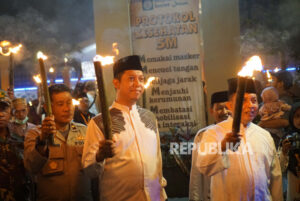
[130,0,206,133]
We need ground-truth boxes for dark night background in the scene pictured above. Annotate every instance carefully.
[0,0,299,87]
[0,0,95,87]
[0,1,299,199]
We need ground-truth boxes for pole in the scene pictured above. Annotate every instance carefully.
[232,77,247,136]
[9,53,14,89]
[93,61,112,140]
[38,57,55,145]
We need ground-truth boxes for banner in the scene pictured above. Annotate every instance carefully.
[130,0,206,132]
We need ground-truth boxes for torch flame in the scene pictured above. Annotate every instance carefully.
[72,99,80,106]
[10,44,22,54]
[49,67,55,73]
[0,40,11,47]
[274,67,280,73]
[266,70,272,82]
[0,47,10,56]
[0,42,22,56]
[28,101,33,107]
[93,55,114,66]
[64,57,68,63]
[37,51,48,60]
[112,43,119,56]
[33,75,42,84]
[144,77,156,89]
[238,55,263,77]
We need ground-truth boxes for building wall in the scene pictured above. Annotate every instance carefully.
[93,0,132,105]
[200,0,241,124]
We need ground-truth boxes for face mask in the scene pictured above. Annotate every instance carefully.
[15,116,28,125]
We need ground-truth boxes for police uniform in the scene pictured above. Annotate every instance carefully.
[24,122,93,201]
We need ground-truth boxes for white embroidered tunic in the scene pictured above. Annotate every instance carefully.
[196,117,283,201]
[82,102,167,201]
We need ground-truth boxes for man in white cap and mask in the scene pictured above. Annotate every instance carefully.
[11,98,36,141]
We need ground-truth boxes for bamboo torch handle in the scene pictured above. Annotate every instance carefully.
[94,61,112,140]
[38,58,56,146]
[232,77,247,136]
[38,58,52,116]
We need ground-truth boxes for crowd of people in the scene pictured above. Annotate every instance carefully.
[0,54,299,201]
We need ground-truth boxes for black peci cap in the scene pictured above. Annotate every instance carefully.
[211,91,228,107]
[113,55,143,78]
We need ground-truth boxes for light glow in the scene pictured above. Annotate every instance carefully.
[274,67,280,73]
[266,70,272,82]
[112,42,119,56]
[144,77,156,89]
[10,44,22,54]
[0,41,11,47]
[33,75,42,84]
[0,41,22,56]
[72,99,80,106]
[238,55,263,77]
[93,55,114,66]
[49,67,55,73]
[37,51,48,60]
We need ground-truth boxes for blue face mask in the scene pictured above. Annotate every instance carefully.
[15,116,28,125]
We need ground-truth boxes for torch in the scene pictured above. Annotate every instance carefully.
[143,76,156,108]
[9,44,22,89]
[37,51,56,145]
[33,74,42,99]
[63,57,71,88]
[49,67,55,85]
[266,70,272,85]
[232,56,262,136]
[0,41,22,90]
[93,55,114,140]
[9,53,14,88]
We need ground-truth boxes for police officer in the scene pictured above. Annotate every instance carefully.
[0,90,27,201]
[24,84,93,201]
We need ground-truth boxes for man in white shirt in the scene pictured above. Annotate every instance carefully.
[196,78,283,201]
[82,55,167,201]
[189,91,230,201]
